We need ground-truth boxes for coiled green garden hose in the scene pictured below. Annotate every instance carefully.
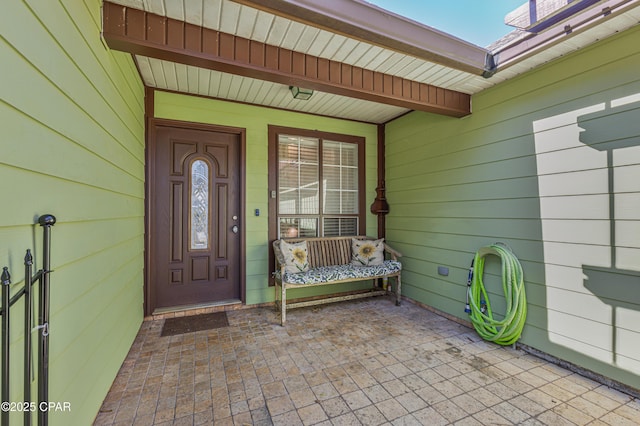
[466,243,527,346]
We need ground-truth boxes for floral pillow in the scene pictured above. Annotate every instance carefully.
[280,240,310,273]
[351,238,384,266]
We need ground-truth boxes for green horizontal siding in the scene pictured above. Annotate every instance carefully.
[0,0,145,424]
[386,26,640,389]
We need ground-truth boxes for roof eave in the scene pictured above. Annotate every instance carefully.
[230,0,495,77]
[492,0,640,70]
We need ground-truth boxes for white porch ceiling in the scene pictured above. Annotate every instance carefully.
[108,0,640,124]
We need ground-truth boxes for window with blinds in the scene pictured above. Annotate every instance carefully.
[273,130,364,238]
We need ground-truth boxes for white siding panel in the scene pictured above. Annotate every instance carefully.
[547,310,613,354]
[429,65,462,86]
[136,56,156,86]
[546,331,615,363]
[280,21,307,50]
[535,146,608,175]
[360,48,395,71]
[617,354,640,377]
[611,92,640,108]
[542,241,612,270]
[148,57,167,87]
[615,247,640,272]
[537,169,609,196]
[341,42,376,67]
[186,65,199,93]
[240,78,259,103]
[613,145,640,166]
[458,78,494,94]
[174,62,189,92]
[162,0,185,20]
[207,70,222,97]
[306,30,336,57]
[235,6,258,39]
[330,37,360,63]
[435,71,478,91]
[533,105,605,141]
[197,67,210,96]
[135,57,405,123]
[613,164,640,192]
[546,287,616,324]
[615,193,640,219]
[202,0,223,30]
[143,0,165,15]
[253,80,275,104]
[387,57,423,77]
[618,306,640,333]
[265,16,291,47]
[227,75,244,101]
[250,11,274,42]
[120,0,144,8]
[539,194,609,219]
[293,26,321,52]
[184,0,204,25]
[219,0,242,34]
[543,263,591,292]
[161,61,179,91]
[376,52,410,74]
[617,329,640,365]
[218,73,233,98]
[318,34,348,58]
[404,61,438,81]
[616,221,640,247]
[541,219,610,245]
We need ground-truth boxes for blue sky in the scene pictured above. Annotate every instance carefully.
[367,0,525,47]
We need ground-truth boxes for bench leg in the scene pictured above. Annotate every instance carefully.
[396,275,402,306]
[281,285,287,326]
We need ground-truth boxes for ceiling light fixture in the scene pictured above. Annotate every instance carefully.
[289,86,314,100]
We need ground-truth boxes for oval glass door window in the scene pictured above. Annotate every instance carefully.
[191,159,209,250]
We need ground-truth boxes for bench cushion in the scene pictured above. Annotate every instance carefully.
[280,260,402,285]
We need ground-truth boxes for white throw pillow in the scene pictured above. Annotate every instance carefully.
[351,238,384,266]
[280,240,310,273]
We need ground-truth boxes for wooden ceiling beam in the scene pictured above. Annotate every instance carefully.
[102,1,471,117]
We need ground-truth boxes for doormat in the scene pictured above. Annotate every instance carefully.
[160,312,228,337]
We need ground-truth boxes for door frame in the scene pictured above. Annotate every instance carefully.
[145,116,247,316]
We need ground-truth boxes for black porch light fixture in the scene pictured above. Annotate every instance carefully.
[289,86,314,100]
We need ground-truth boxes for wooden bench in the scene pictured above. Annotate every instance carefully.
[273,236,402,325]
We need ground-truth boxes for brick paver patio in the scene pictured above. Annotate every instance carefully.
[93,297,639,425]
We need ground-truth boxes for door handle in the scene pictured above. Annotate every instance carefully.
[232,225,239,234]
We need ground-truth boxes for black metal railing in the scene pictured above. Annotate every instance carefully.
[1,214,56,426]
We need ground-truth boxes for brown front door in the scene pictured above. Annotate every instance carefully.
[150,123,241,311]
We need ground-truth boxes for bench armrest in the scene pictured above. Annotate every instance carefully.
[384,244,403,261]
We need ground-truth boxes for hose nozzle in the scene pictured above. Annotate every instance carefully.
[467,258,475,286]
